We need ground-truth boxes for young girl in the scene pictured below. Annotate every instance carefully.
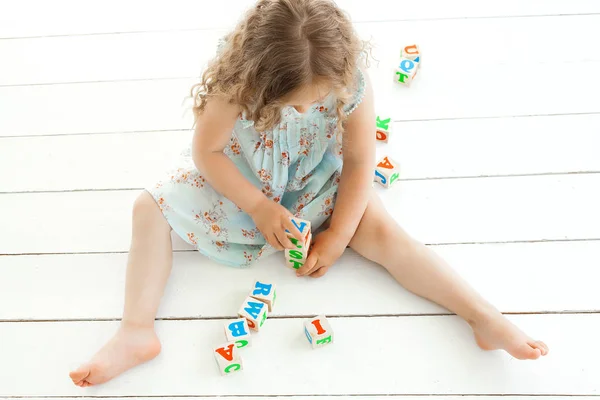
[70,0,548,387]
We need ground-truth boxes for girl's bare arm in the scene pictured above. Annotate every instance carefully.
[191,96,265,215]
[328,70,377,242]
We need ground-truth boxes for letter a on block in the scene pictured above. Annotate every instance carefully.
[377,156,394,169]
[215,344,235,362]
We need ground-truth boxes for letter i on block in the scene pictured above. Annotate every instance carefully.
[375,115,393,143]
[284,217,312,270]
[214,342,243,375]
[304,315,334,349]
[249,280,277,312]
[238,296,268,332]
[374,156,400,188]
[394,57,419,86]
[224,318,252,349]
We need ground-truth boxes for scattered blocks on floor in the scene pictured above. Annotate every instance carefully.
[284,217,312,270]
[376,115,393,142]
[214,342,244,375]
[374,156,401,188]
[224,318,252,349]
[249,280,277,312]
[238,295,269,332]
[304,315,334,349]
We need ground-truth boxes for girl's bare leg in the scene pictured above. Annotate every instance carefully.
[347,192,549,360]
[69,191,173,387]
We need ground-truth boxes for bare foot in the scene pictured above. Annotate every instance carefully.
[470,309,549,360]
[69,325,161,387]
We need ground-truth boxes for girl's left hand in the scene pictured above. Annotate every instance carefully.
[296,228,349,278]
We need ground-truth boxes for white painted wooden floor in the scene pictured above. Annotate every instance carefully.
[1,0,599,397]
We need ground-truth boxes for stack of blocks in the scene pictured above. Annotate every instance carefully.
[213,280,275,375]
[284,217,312,271]
[395,44,421,86]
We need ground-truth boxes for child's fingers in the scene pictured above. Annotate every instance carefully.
[275,229,295,250]
[283,217,305,242]
[309,265,329,278]
[267,233,284,250]
[297,252,318,276]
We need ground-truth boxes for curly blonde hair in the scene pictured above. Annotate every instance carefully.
[191,0,369,134]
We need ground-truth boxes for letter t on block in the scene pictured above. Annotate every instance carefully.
[304,315,334,349]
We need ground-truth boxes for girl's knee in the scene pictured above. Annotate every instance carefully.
[132,191,170,230]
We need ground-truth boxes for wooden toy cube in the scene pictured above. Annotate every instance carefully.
[401,44,420,62]
[285,216,311,239]
[374,156,400,188]
[249,280,277,312]
[284,216,312,270]
[285,231,312,270]
[224,318,252,349]
[214,342,243,375]
[238,296,268,332]
[375,115,393,143]
[304,315,334,349]
[394,57,419,86]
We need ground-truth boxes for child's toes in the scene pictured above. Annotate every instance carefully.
[530,340,549,356]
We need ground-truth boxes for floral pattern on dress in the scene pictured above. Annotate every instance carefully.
[145,66,366,268]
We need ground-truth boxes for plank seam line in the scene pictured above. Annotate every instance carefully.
[2,171,600,195]
[2,112,600,139]
[1,311,598,323]
[2,238,600,257]
[1,11,599,40]
[1,394,599,398]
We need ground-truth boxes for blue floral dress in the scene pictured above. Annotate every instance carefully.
[146,70,366,268]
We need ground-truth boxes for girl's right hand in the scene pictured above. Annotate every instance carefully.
[249,198,305,250]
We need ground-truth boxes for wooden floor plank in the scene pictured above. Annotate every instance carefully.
[2,60,600,137]
[1,175,598,255]
[0,315,597,395]
[2,0,599,39]
[1,241,598,321]
[1,114,599,193]
[3,15,600,85]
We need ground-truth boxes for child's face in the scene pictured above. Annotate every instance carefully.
[284,81,332,114]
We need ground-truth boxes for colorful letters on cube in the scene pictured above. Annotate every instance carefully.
[249,280,277,312]
[374,156,400,188]
[238,295,268,332]
[376,115,393,142]
[214,342,244,375]
[304,315,334,349]
[401,44,420,62]
[284,217,312,270]
[394,57,419,86]
[224,318,252,349]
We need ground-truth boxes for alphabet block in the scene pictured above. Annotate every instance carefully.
[374,156,400,188]
[238,296,268,332]
[214,342,244,375]
[394,57,419,86]
[304,315,334,349]
[285,216,311,239]
[249,280,277,312]
[401,44,421,62]
[376,115,393,142]
[284,216,312,270]
[285,231,312,270]
[224,318,252,349]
